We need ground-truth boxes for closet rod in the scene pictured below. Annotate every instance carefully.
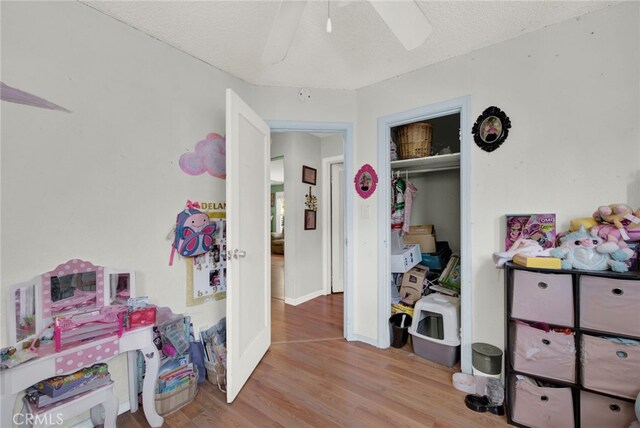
[393,166,460,175]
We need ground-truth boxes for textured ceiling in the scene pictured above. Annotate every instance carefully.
[82,0,617,90]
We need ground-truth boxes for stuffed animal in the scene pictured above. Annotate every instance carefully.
[591,203,640,259]
[550,227,629,272]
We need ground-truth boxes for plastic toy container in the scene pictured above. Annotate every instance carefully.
[409,293,460,367]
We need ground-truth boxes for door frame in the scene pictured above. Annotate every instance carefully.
[322,155,344,295]
[376,96,473,373]
[267,120,354,341]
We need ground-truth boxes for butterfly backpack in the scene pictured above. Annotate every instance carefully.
[169,204,216,265]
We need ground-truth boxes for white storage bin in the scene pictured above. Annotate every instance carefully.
[511,376,574,428]
[580,390,637,428]
[409,294,460,367]
[511,270,574,326]
[581,334,640,399]
[391,244,421,273]
[511,321,576,383]
[580,275,640,336]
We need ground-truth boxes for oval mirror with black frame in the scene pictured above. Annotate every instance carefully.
[472,106,512,152]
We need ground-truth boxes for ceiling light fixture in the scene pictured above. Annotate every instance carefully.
[326,0,332,33]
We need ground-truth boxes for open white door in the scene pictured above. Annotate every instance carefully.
[225,88,271,403]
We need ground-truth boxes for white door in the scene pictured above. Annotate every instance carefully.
[330,162,344,293]
[225,88,271,403]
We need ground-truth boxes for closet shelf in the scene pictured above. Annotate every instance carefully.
[391,153,460,173]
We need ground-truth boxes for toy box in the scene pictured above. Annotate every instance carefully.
[506,214,556,250]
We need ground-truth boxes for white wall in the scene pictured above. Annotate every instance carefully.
[354,2,640,348]
[271,133,324,304]
[409,170,461,252]
[0,1,251,417]
[321,134,344,159]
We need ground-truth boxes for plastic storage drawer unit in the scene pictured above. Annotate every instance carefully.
[511,321,576,383]
[511,270,574,327]
[409,293,460,367]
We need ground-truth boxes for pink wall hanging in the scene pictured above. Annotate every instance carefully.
[179,133,226,179]
[354,164,378,199]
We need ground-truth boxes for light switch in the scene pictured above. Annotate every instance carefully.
[360,204,370,219]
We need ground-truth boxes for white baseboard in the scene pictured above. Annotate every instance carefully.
[349,333,381,348]
[284,289,324,306]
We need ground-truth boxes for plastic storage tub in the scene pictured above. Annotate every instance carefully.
[409,294,460,367]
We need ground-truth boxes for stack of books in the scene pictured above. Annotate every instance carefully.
[26,363,111,408]
[157,354,196,394]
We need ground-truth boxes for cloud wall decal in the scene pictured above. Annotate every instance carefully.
[179,133,226,179]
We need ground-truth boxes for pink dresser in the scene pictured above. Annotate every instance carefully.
[505,263,640,428]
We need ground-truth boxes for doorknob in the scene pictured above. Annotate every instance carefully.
[233,249,247,259]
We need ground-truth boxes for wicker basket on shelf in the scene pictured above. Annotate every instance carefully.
[397,122,432,159]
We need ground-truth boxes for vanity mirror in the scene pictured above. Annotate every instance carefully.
[7,281,38,344]
[108,271,134,305]
[6,259,135,347]
[42,260,104,319]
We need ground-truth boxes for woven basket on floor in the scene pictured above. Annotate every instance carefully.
[397,122,432,159]
[155,368,198,416]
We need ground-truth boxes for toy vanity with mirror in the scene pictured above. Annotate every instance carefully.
[2,259,165,427]
[6,259,135,361]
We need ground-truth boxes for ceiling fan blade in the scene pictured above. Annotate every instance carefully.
[261,1,308,65]
[369,0,432,51]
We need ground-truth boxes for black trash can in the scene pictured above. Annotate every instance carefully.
[389,313,412,348]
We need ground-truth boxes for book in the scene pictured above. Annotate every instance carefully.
[512,254,561,269]
[27,374,111,408]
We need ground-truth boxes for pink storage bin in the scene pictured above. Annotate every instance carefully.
[511,321,576,383]
[580,275,640,336]
[580,390,637,428]
[511,270,573,326]
[511,376,574,428]
[581,334,640,399]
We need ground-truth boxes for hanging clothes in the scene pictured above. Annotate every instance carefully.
[391,177,406,230]
[402,180,418,234]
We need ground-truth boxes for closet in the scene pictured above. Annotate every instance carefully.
[390,114,461,256]
[378,96,471,369]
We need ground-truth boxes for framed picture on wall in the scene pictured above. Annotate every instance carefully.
[304,209,316,230]
[302,165,317,185]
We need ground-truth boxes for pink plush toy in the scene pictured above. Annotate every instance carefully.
[591,203,640,258]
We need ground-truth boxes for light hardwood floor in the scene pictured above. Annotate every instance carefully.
[117,295,508,427]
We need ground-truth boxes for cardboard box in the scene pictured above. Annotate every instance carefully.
[403,224,436,253]
[506,214,556,250]
[399,264,429,304]
[391,244,421,273]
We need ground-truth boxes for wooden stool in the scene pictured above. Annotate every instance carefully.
[19,382,117,428]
